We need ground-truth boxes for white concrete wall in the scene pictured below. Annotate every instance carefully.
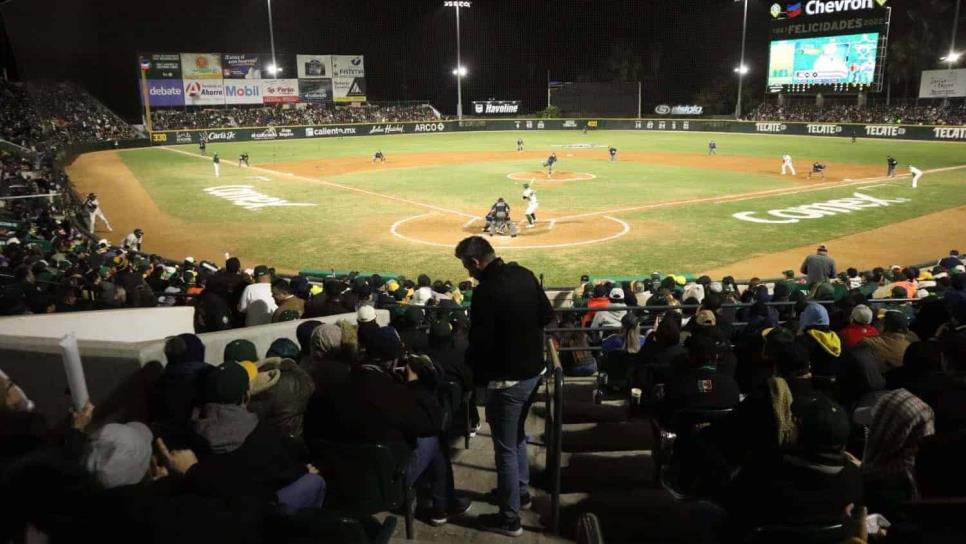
[0,307,195,342]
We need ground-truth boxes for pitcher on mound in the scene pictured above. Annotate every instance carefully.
[522,179,539,228]
[543,152,557,177]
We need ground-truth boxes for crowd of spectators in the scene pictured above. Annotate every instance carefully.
[150,103,441,131]
[747,102,966,125]
[0,81,137,152]
[556,246,966,542]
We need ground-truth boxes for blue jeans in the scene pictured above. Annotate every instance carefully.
[486,374,541,524]
[276,473,326,515]
[405,435,453,509]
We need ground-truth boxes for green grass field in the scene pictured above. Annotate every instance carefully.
[115,130,966,285]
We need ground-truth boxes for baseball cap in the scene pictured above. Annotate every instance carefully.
[203,362,250,405]
[357,304,377,323]
[83,422,153,489]
[365,326,404,361]
[883,310,908,332]
[253,265,270,278]
[817,244,828,252]
[224,339,258,363]
[793,395,850,455]
[609,287,625,301]
[850,304,873,325]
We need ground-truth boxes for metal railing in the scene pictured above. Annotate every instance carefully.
[543,336,564,535]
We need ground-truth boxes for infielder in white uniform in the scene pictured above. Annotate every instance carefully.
[213,153,221,177]
[522,180,539,228]
[781,154,796,176]
[84,193,112,232]
[909,165,923,189]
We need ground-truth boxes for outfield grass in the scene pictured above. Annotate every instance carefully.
[116,130,966,284]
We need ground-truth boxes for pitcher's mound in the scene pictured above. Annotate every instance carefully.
[507,171,596,182]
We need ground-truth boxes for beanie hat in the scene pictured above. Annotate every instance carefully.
[799,303,830,330]
[277,310,301,322]
[850,304,873,325]
[883,310,908,332]
[83,422,153,489]
[266,338,300,360]
[357,304,377,323]
[365,326,404,361]
[203,362,250,404]
[224,339,258,363]
[609,287,625,301]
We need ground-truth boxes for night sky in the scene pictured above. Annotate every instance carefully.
[0,0,960,121]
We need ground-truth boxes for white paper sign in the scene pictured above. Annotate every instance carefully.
[59,332,89,411]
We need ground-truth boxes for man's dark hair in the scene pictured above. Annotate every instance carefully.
[847,267,858,278]
[164,335,188,363]
[271,278,292,295]
[454,236,495,262]
[417,274,431,287]
[225,257,240,274]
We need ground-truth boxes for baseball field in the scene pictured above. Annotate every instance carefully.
[67,129,966,285]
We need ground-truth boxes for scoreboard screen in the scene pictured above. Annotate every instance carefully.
[766,32,880,93]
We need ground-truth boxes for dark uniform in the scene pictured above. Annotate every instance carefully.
[808,162,826,179]
[708,141,717,155]
[608,146,617,161]
[483,198,517,237]
[516,138,524,152]
[239,153,250,167]
[544,152,557,175]
[887,156,898,178]
[373,150,386,163]
[199,138,207,155]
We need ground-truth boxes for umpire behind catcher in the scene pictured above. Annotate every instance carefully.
[454,236,553,536]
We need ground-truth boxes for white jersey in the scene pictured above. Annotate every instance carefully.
[522,188,537,204]
[782,154,793,165]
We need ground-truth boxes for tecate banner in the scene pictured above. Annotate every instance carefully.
[139,53,181,79]
[260,79,299,103]
[333,77,366,103]
[297,55,332,78]
[331,55,365,78]
[224,82,262,104]
[472,100,521,115]
[180,53,223,79]
[183,79,226,106]
[222,54,262,79]
[299,79,333,103]
[918,69,966,99]
[144,79,185,106]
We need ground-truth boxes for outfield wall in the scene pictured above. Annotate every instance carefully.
[148,118,966,144]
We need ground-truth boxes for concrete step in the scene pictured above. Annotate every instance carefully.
[557,451,655,493]
[552,489,698,543]
[559,421,654,453]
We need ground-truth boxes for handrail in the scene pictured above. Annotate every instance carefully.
[544,336,564,535]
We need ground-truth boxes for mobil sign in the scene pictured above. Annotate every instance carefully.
[224,82,261,104]
[145,80,184,106]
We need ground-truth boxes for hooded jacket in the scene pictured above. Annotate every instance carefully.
[801,329,842,377]
[862,330,920,373]
[186,403,305,501]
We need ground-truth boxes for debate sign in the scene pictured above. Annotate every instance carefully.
[144,80,185,106]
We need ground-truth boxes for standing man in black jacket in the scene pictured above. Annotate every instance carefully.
[454,236,553,537]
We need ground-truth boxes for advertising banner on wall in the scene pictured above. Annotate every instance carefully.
[299,79,333,103]
[331,55,365,78]
[180,53,223,79]
[918,69,966,99]
[223,81,262,104]
[333,77,366,103]
[260,79,299,103]
[183,79,226,106]
[222,54,262,79]
[296,55,332,78]
[138,53,181,79]
[143,79,185,106]
[472,100,521,115]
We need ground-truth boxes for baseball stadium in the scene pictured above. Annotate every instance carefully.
[1,0,966,543]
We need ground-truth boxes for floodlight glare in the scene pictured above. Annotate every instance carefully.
[734,65,749,74]
[452,66,468,76]
[266,64,282,75]
[941,51,962,63]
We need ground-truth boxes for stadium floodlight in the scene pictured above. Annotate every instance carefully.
[266,64,283,75]
[734,65,750,74]
[443,1,471,120]
[266,0,278,79]
[734,0,749,120]
[941,51,962,64]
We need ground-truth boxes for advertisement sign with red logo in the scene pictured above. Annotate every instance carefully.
[260,79,299,103]
[183,79,226,105]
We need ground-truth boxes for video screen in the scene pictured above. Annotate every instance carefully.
[767,32,879,92]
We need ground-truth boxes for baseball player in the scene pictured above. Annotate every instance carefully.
[887,156,898,178]
[516,138,524,152]
[708,140,717,155]
[781,154,796,176]
[850,128,857,143]
[521,180,539,228]
[482,197,518,237]
[121,228,144,252]
[199,136,207,156]
[909,165,923,189]
[239,152,250,168]
[84,192,112,232]
[372,150,386,163]
[608,146,617,161]
[543,152,558,176]
[808,162,826,180]
[212,153,221,177]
